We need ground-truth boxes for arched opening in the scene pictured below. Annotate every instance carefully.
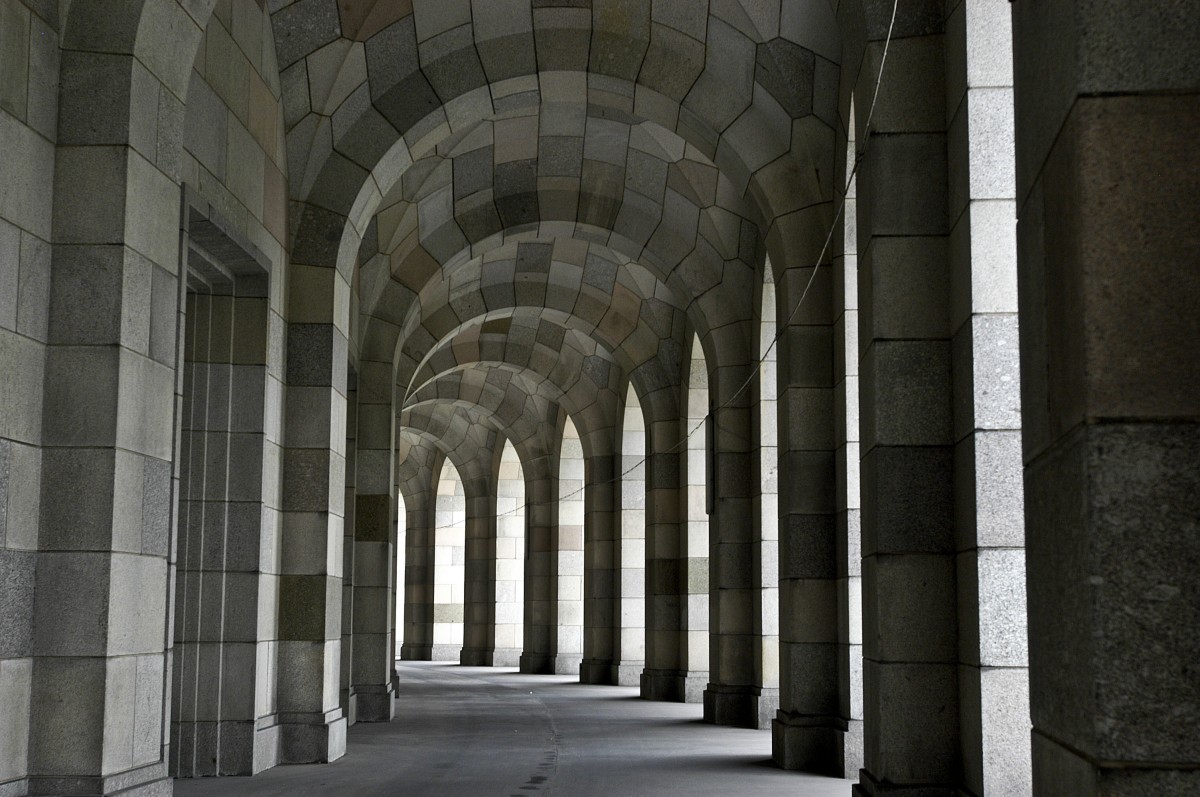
[684,333,710,699]
[556,416,585,674]
[758,268,780,707]
[494,440,526,667]
[838,99,864,768]
[619,385,646,685]
[394,490,407,660]
[432,458,466,661]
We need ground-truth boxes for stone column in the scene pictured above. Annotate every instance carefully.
[1013,4,1200,794]
[642,339,709,703]
[520,463,561,674]
[350,364,398,721]
[0,1,55,788]
[461,449,501,667]
[276,202,351,763]
[28,24,196,790]
[399,444,440,661]
[854,10,959,794]
[704,358,770,729]
[580,452,619,684]
[771,198,859,771]
[640,424,688,701]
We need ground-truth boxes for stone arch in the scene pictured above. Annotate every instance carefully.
[618,382,647,686]
[278,2,846,232]
[432,455,467,661]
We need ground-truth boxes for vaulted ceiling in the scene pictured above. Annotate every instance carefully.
[272,0,843,466]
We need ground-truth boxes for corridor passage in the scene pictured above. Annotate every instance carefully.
[175,663,851,797]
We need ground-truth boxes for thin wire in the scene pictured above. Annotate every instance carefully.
[420,0,901,531]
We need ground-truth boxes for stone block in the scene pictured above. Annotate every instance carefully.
[860,445,953,556]
[14,231,49,344]
[29,655,105,773]
[101,653,137,773]
[39,447,119,552]
[1028,423,1200,762]
[272,0,341,71]
[642,24,707,103]
[124,151,180,268]
[0,2,28,121]
[861,340,952,448]
[24,11,58,140]
[1057,97,1199,421]
[954,430,1024,551]
[107,553,167,655]
[57,51,143,148]
[48,244,126,346]
[223,572,262,642]
[533,8,591,72]
[116,350,176,461]
[683,19,753,131]
[861,659,959,786]
[419,24,487,102]
[950,199,1018,328]
[0,332,41,447]
[964,664,1032,797]
[0,217,17,331]
[862,553,956,663]
[33,552,110,657]
[779,514,836,580]
[476,30,536,84]
[0,657,31,781]
[860,236,949,343]
[0,549,34,659]
[956,314,1022,436]
[0,110,53,239]
[959,548,1027,668]
[307,39,365,116]
[857,133,948,239]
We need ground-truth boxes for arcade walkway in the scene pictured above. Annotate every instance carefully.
[175,662,852,797]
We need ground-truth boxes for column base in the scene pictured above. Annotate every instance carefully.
[492,647,522,667]
[28,762,170,796]
[339,687,357,726]
[554,655,582,676]
[616,661,644,687]
[279,710,347,764]
[430,644,461,662]
[703,684,776,729]
[640,669,707,702]
[852,769,957,796]
[400,642,431,660]
[772,711,863,777]
[353,683,396,722]
[172,719,280,776]
[459,647,494,666]
[520,652,556,674]
[1032,730,1200,796]
[579,658,617,685]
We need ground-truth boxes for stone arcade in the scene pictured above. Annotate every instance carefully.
[0,0,1196,795]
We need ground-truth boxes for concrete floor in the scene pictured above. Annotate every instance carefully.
[175,661,853,796]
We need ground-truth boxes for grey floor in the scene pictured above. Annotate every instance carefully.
[175,661,853,796]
